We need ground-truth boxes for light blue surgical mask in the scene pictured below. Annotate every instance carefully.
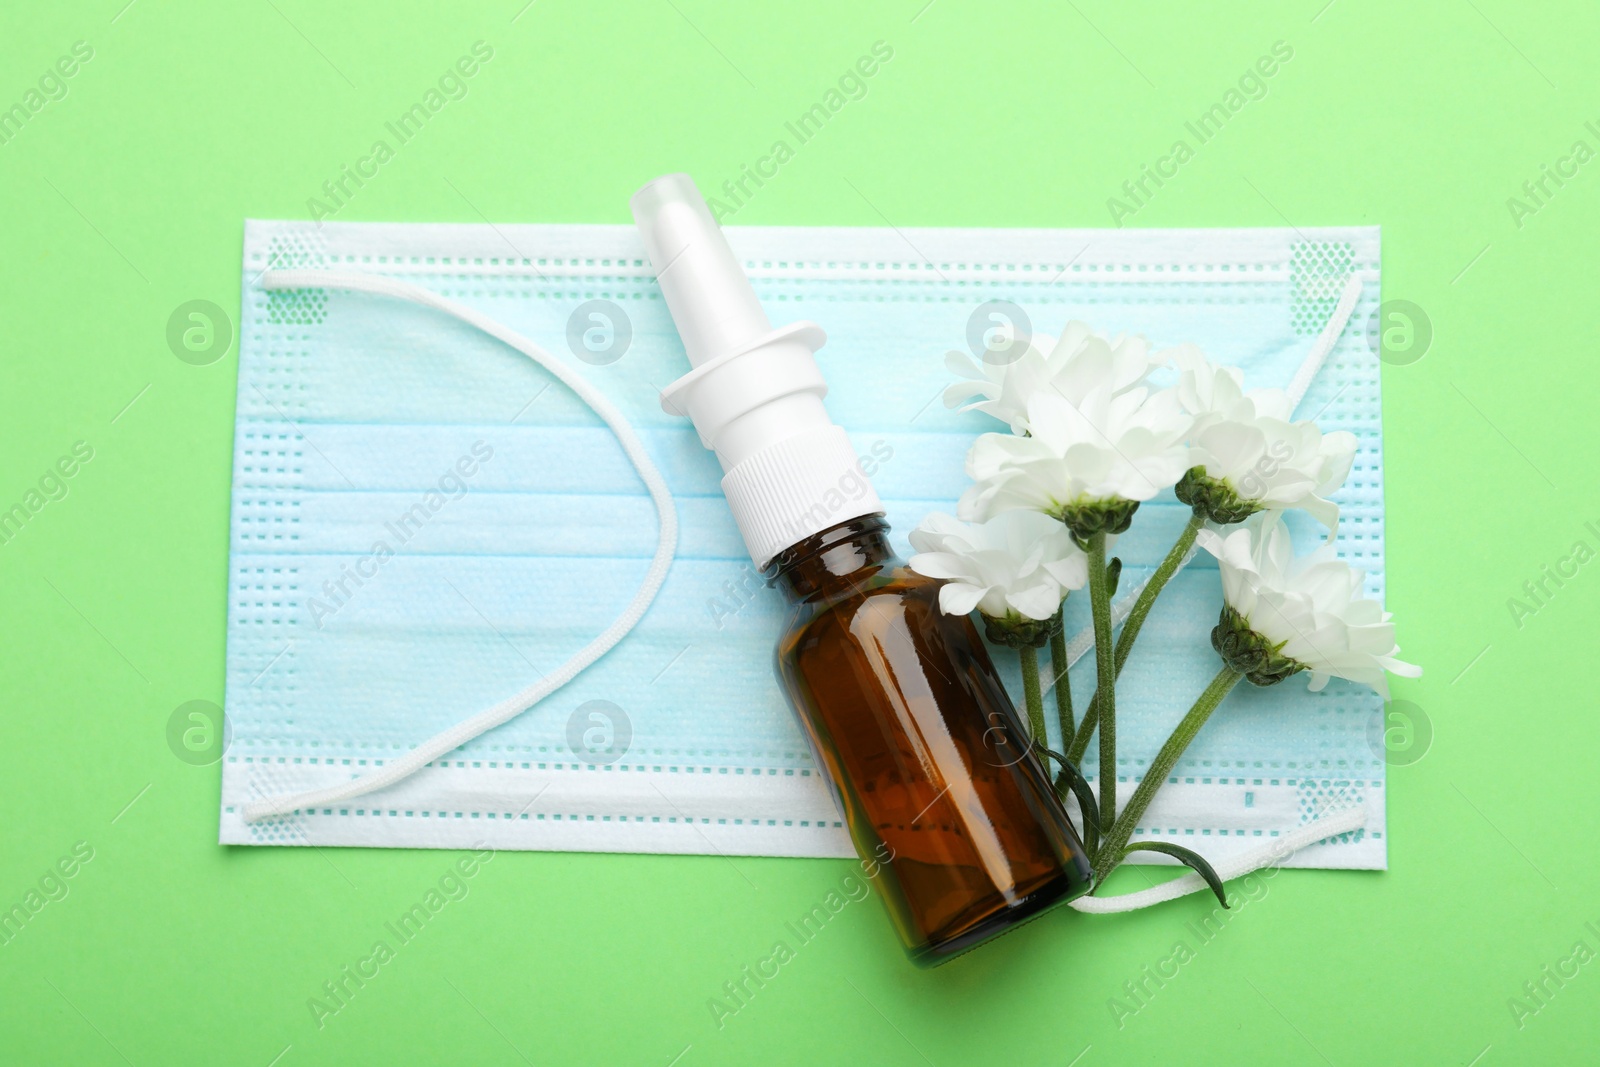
[224,220,1387,874]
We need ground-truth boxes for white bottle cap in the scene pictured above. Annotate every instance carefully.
[630,174,882,567]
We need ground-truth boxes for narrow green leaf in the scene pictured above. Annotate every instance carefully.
[1105,556,1122,599]
[1038,744,1101,856]
[1123,841,1230,908]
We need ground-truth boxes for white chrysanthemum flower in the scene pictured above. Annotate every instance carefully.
[908,509,1088,622]
[1196,513,1421,699]
[957,387,1192,537]
[1172,345,1358,531]
[943,321,1167,434]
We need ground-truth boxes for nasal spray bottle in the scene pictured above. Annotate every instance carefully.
[631,175,1092,964]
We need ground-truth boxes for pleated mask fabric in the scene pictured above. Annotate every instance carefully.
[221,219,1387,870]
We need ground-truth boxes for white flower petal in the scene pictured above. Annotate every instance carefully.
[1201,513,1420,699]
[944,348,983,379]
[941,319,1177,442]
[1174,350,1359,530]
[1297,494,1342,537]
[1041,552,1089,591]
[938,581,987,617]
[1007,582,1063,620]
[909,509,1087,622]
[906,551,972,582]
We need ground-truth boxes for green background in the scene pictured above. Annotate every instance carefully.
[2,0,1595,1063]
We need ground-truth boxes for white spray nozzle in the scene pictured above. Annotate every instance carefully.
[630,173,881,566]
[630,173,773,368]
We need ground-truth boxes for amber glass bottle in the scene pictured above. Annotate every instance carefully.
[631,173,1091,963]
[769,514,1093,965]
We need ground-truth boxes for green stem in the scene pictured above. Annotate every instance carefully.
[1049,623,1073,748]
[1066,510,1205,765]
[1019,645,1046,747]
[1093,664,1242,880]
[1087,532,1118,833]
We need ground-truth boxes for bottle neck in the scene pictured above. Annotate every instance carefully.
[766,514,895,603]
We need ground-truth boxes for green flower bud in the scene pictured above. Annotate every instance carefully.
[1210,605,1307,686]
[1055,498,1140,545]
[1176,466,1263,526]
[983,609,1062,649]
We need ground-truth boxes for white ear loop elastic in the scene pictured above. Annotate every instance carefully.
[1069,802,1368,914]
[242,270,678,822]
